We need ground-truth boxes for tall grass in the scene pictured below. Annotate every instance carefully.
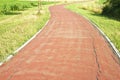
[76,1,104,14]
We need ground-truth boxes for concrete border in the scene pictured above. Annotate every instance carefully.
[66,5,120,59]
[0,20,50,66]
[82,16,120,59]
[13,20,49,54]
[90,21,120,58]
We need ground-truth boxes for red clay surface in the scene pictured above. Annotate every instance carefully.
[0,5,120,80]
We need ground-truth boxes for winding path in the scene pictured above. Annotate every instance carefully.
[0,5,120,80]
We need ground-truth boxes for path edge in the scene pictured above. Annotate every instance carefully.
[0,20,50,66]
[82,16,120,59]
[90,20,120,58]
[66,7,120,59]
[68,8,119,59]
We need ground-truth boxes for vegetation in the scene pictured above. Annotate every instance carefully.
[0,0,38,14]
[102,0,120,19]
[0,1,56,62]
[66,1,120,52]
[0,0,55,15]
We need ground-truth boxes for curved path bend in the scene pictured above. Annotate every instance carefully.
[0,5,120,80]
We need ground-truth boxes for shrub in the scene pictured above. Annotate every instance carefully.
[10,4,19,11]
[0,1,37,14]
[102,0,120,19]
[1,4,10,14]
[30,2,38,7]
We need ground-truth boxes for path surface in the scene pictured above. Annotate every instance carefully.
[0,5,120,80]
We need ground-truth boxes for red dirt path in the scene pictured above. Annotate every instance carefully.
[0,5,120,80]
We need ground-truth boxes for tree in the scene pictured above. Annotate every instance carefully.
[38,0,42,14]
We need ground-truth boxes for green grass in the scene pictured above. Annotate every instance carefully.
[66,3,120,52]
[0,0,56,15]
[0,1,56,62]
[0,0,38,14]
[98,0,107,4]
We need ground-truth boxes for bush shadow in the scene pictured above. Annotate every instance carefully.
[5,12,21,15]
[91,13,120,21]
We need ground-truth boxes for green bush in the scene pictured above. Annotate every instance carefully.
[0,1,37,14]
[10,4,19,11]
[114,8,120,18]
[102,0,120,19]
[11,2,32,11]
[30,2,38,7]
[1,4,10,14]
[102,5,110,14]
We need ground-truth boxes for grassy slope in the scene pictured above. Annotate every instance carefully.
[66,2,120,52]
[0,2,55,62]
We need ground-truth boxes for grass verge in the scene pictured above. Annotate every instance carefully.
[66,2,120,52]
[0,2,56,62]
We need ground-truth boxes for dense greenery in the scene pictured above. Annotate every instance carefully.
[102,0,120,19]
[0,0,55,15]
[66,2,120,52]
[0,0,38,14]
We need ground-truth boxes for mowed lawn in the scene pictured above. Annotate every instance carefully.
[0,0,56,62]
[66,1,120,52]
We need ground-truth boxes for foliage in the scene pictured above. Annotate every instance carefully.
[98,0,107,4]
[102,0,120,19]
[0,0,38,14]
[1,4,10,14]
[77,1,103,14]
